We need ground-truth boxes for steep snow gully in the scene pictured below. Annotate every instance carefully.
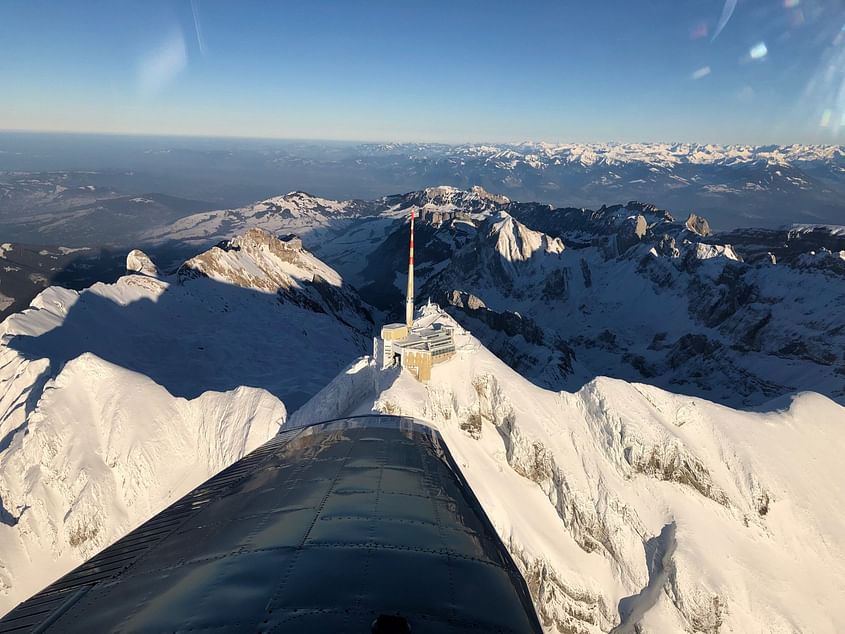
[611,522,678,634]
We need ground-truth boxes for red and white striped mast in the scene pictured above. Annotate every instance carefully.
[405,208,415,328]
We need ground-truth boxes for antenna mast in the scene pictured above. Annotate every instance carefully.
[405,208,415,327]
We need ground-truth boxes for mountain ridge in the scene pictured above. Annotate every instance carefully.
[139,186,845,408]
[290,307,845,633]
[1,186,844,632]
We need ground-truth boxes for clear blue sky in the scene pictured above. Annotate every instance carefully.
[1,0,844,144]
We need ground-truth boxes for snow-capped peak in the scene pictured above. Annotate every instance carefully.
[177,228,342,293]
[256,190,350,215]
[420,184,510,206]
[447,141,845,169]
[490,212,564,263]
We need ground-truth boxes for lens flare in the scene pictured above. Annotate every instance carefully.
[137,31,188,96]
[690,22,708,40]
[820,109,832,127]
[750,42,769,59]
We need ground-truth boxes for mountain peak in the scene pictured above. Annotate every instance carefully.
[489,212,564,263]
[177,228,340,293]
[685,213,712,237]
[255,191,349,215]
[469,185,510,204]
[126,249,158,277]
[420,185,510,205]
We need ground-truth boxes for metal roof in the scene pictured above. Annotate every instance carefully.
[0,415,542,633]
[393,325,455,354]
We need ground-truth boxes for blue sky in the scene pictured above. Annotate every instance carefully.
[1,0,844,144]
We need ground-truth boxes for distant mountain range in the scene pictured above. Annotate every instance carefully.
[348,142,845,229]
[2,140,844,247]
[363,141,845,167]
[4,182,844,408]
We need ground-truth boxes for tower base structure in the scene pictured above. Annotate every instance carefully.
[377,320,455,382]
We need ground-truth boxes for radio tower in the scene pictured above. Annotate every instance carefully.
[405,208,415,327]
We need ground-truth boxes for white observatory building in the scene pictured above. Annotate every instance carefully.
[376,209,456,382]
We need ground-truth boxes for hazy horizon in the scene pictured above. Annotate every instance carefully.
[2,128,843,149]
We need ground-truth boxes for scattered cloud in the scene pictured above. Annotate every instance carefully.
[712,0,737,42]
[191,0,207,57]
[691,66,712,80]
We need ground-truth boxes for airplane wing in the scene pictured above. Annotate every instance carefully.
[0,415,542,633]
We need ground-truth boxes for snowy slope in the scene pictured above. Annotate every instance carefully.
[292,307,845,633]
[142,186,511,284]
[0,351,284,613]
[0,229,372,615]
[141,190,370,249]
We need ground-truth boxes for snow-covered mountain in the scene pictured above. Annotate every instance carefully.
[159,187,842,408]
[3,141,843,248]
[142,185,507,247]
[2,184,844,631]
[415,204,845,407]
[0,229,372,615]
[351,142,845,229]
[142,190,373,248]
[407,141,845,169]
[291,307,845,633]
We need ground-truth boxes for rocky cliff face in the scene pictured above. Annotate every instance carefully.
[126,249,159,276]
[379,185,511,217]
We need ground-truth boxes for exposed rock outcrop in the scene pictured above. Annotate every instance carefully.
[126,249,158,277]
[444,290,544,345]
[685,214,712,237]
